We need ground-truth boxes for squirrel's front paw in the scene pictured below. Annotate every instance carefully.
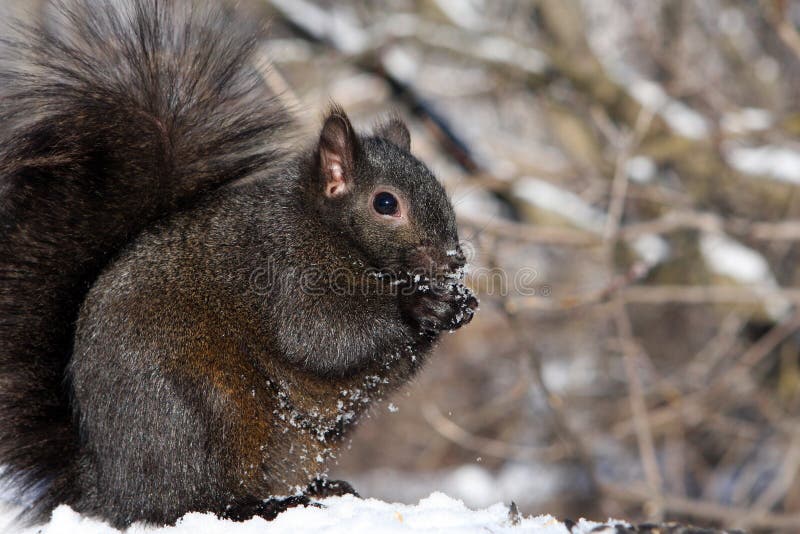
[402,281,478,333]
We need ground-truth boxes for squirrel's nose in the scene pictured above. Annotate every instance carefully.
[410,242,465,275]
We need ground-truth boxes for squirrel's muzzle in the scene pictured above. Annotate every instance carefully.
[407,243,466,279]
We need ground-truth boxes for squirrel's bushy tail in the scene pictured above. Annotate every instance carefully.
[0,0,292,521]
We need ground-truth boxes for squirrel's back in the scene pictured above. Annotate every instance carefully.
[0,0,291,521]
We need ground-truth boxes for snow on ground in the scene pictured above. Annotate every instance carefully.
[344,464,570,511]
[0,493,615,534]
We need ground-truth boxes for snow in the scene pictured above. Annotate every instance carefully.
[0,493,616,534]
[699,232,789,318]
[474,37,547,74]
[349,464,567,512]
[625,156,656,184]
[450,184,507,219]
[513,177,605,233]
[513,177,671,266]
[629,234,670,267]
[432,0,486,30]
[724,144,800,184]
[579,31,711,142]
[720,108,772,134]
[628,79,710,140]
[700,233,772,285]
[382,47,419,83]
[268,0,368,54]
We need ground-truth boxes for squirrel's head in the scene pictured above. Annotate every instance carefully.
[310,105,466,279]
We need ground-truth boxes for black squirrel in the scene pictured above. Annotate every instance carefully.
[0,0,477,529]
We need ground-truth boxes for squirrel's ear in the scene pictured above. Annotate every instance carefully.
[318,106,359,198]
[374,117,411,151]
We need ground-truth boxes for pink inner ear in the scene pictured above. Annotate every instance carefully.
[329,162,343,181]
[322,150,348,198]
[327,164,345,196]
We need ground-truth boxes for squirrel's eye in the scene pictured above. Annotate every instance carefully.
[373,191,399,216]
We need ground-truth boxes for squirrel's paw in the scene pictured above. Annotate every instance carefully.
[402,281,478,333]
[222,495,317,522]
[305,478,360,499]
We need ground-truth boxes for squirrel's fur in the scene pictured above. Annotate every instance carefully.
[0,0,475,528]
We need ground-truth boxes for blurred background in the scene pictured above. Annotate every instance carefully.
[5,0,800,531]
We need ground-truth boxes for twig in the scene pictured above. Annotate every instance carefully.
[602,481,800,531]
[686,312,747,384]
[603,105,656,241]
[505,261,652,313]
[265,0,486,175]
[457,213,599,246]
[621,285,800,305]
[613,298,664,519]
[504,310,601,495]
[622,211,800,243]
[464,209,800,249]
[420,403,567,462]
[746,430,800,522]
[763,0,800,62]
